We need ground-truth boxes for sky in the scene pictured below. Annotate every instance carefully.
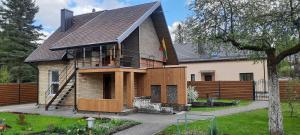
[34,0,192,40]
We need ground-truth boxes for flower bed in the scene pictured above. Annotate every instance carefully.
[0,112,139,135]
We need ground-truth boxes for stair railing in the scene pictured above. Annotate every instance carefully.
[44,61,76,110]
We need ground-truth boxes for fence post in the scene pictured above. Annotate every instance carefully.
[218,81,221,99]
[252,81,256,101]
[18,83,21,104]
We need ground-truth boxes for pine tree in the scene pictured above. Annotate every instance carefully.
[0,0,43,83]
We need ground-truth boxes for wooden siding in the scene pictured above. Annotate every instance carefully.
[142,67,187,105]
[78,98,122,112]
[0,83,37,105]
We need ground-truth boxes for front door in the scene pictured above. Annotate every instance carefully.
[103,75,112,99]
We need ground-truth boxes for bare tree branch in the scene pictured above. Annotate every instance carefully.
[223,37,266,51]
[276,43,300,64]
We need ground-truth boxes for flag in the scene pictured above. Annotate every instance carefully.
[160,38,168,61]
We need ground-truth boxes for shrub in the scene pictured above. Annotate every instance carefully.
[0,66,10,83]
[187,86,198,103]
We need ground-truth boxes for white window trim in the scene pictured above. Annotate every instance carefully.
[49,70,59,95]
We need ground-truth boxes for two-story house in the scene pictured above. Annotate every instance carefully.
[25,2,187,113]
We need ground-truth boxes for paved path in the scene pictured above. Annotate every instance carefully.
[0,101,268,135]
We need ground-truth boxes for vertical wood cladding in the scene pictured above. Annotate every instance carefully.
[122,28,140,68]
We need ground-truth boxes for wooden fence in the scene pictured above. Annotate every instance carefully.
[188,81,254,100]
[0,83,37,105]
[279,81,300,100]
[188,81,300,100]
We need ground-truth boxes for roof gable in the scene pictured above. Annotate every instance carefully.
[25,1,178,64]
[51,2,159,50]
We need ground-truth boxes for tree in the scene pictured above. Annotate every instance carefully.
[174,23,185,44]
[0,65,9,83]
[185,0,300,134]
[0,0,42,83]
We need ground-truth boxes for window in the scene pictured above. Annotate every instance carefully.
[167,85,177,104]
[240,73,254,81]
[191,74,195,81]
[49,70,59,95]
[151,85,161,103]
[201,72,215,81]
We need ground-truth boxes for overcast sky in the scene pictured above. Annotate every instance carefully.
[34,0,191,40]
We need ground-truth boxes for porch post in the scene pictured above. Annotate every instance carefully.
[126,72,135,108]
[115,71,124,111]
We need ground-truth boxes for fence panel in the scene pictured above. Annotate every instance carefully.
[220,81,253,100]
[279,81,300,100]
[0,83,37,105]
[188,81,254,100]
[189,81,300,101]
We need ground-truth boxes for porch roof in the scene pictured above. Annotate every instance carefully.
[78,67,146,73]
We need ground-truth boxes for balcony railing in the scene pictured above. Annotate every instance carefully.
[69,47,163,68]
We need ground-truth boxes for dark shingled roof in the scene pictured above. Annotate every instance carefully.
[25,2,160,63]
[174,43,250,63]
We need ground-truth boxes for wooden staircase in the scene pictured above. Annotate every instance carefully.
[45,62,76,110]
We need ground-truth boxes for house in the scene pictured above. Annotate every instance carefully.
[25,2,187,113]
[174,43,268,82]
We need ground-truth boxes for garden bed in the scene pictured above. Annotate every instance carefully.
[0,112,140,135]
[190,99,251,112]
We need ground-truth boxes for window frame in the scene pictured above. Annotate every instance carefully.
[49,70,59,95]
[191,74,195,81]
[239,73,254,81]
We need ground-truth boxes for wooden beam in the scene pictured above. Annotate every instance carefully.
[126,72,134,108]
[115,71,123,110]
[78,68,146,73]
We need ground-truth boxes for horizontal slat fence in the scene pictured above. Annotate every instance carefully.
[279,81,300,100]
[188,81,254,100]
[0,83,37,105]
[189,81,300,100]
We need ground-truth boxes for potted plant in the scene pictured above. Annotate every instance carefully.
[0,119,6,131]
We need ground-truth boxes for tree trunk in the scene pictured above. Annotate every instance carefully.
[267,56,284,135]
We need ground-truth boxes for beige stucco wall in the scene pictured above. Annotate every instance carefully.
[180,60,267,81]
[38,61,72,105]
[139,17,164,61]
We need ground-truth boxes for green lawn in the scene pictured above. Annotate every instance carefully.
[0,112,138,135]
[161,102,300,135]
[191,99,252,112]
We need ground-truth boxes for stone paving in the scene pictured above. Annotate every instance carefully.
[0,101,268,135]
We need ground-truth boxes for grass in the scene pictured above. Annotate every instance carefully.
[0,112,138,135]
[190,99,252,112]
[160,102,300,135]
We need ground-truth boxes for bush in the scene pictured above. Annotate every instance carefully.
[0,66,10,83]
[187,86,198,103]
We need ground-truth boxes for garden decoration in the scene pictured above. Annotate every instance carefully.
[86,117,95,135]
[176,113,216,135]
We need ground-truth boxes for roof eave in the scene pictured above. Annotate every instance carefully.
[50,41,118,51]
[116,1,161,43]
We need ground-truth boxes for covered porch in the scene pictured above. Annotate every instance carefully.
[76,67,146,112]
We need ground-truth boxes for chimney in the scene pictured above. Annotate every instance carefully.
[61,9,73,32]
[92,8,96,12]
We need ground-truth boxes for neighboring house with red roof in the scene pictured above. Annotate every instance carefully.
[26,2,187,113]
[174,43,268,82]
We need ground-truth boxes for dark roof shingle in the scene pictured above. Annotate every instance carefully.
[25,2,158,62]
[174,43,250,63]
[25,11,103,62]
[51,2,157,50]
